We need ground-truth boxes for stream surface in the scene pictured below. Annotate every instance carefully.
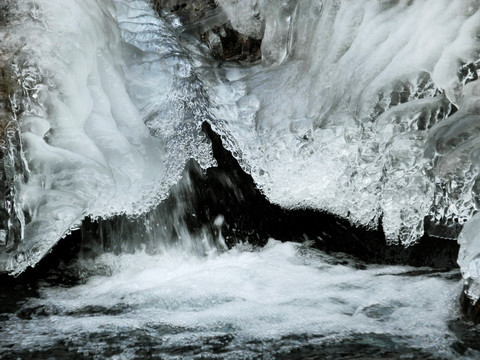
[1,240,478,360]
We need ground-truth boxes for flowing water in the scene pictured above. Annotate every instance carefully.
[0,240,477,359]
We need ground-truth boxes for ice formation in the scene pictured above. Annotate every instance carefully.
[213,0,480,245]
[0,0,213,274]
[456,78,480,304]
[1,0,480,276]
[458,212,480,302]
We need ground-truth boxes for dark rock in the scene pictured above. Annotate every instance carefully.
[152,0,262,62]
[151,0,218,25]
[458,59,480,86]
[449,315,480,353]
[203,26,262,62]
[0,0,16,27]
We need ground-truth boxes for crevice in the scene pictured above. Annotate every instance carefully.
[14,121,460,286]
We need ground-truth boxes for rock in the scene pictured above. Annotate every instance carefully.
[151,0,218,25]
[152,0,262,61]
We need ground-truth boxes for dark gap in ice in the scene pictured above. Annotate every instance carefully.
[6,122,460,289]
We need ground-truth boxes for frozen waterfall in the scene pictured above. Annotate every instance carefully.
[0,0,214,274]
[1,0,480,304]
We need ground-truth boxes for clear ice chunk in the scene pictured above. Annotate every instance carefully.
[458,212,480,302]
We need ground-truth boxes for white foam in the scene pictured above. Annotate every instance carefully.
[1,241,464,358]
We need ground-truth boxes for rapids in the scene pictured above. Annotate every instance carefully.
[0,241,475,359]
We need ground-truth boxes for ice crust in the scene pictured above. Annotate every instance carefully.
[0,0,213,274]
[213,0,480,244]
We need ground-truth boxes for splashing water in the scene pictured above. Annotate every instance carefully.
[0,240,474,359]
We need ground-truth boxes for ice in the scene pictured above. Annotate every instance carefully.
[458,212,480,303]
[213,0,480,244]
[2,0,480,275]
[0,0,213,274]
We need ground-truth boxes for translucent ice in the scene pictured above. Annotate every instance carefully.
[213,0,480,244]
[0,0,213,274]
[458,212,480,302]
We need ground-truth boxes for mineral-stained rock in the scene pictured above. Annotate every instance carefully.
[0,65,15,137]
[151,0,262,61]
[151,0,217,25]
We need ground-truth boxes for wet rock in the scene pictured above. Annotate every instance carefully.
[0,1,15,27]
[0,66,15,139]
[152,0,218,25]
[153,0,217,25]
